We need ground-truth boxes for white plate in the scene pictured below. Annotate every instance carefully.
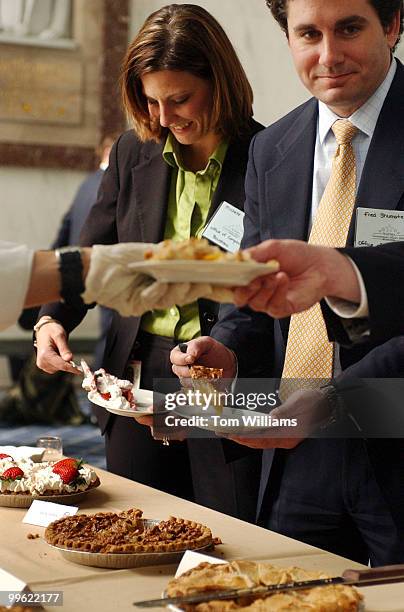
[0,446,45,462]
[128,259,278,286]
[98,389,167,419]
[135,388,153,407]
[89,388,152,415]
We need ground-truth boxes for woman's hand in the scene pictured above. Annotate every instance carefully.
[35,318,80,375]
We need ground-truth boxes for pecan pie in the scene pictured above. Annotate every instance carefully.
[45,508,213,554]
[166,560,363,611]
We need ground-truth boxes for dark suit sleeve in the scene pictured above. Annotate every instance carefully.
[211,135,275,377]
[321,242,404,346]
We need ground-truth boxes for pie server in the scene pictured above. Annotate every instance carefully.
[133,563,404,608]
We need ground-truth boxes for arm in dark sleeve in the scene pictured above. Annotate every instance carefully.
[211,134,275,377]
[321,242,404,347]
[324,333,404,438]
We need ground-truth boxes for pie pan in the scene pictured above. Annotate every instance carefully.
[47,519,213,569]
[0,480,100,509]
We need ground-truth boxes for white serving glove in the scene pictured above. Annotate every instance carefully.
[82,243,234,317]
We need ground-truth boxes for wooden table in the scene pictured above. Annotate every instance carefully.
[0,467,403,611]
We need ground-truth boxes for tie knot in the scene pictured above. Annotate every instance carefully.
[332,119,358,145]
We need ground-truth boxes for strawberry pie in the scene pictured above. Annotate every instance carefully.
[0,455,99,496]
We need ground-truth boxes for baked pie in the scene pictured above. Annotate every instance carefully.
[144,238,251,262]
[166,560,363,611]
[45,508,213,554]
[0,455,99,497]
[189,366,224,380]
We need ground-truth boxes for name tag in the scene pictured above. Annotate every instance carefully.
[23,499,78,527]
[202,201,244,253]
[355,207,404,247]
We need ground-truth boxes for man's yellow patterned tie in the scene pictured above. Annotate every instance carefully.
[280,120,358,396]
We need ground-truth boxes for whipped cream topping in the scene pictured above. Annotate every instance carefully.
[81,360,137,411]
[0,458,98,495]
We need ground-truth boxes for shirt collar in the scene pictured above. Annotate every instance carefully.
[162,133,227,173]
[318,57,397,144]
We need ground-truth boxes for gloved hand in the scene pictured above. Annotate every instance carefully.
[82,243,235,316]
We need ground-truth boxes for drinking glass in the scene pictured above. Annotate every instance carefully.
[36,436,63,461]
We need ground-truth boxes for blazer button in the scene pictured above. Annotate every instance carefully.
[203,312,216,324]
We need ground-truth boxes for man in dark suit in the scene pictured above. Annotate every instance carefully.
[171,0,404,565]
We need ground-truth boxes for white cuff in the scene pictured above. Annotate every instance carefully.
[325,257,369,319]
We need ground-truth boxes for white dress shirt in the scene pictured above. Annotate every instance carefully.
[311,59,397,363]
[0,241,33,331]
[311,58,397,226]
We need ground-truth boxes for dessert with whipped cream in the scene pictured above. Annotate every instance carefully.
[81,359,137,411]
[0,455,99,496]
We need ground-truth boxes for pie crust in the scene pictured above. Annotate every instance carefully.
[166,560,363,611]
[190,366,223,380]
[144,238,251,262]
[45,509,213,554]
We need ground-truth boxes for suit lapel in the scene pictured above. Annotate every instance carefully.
[208,138,250,219]
[131,142,171,243]
[264,100,318,241]
[348,61,404,244]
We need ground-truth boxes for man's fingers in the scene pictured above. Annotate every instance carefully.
[172,364,192,379]
[262,274,292,318]
[170,338,206,366]
[233,278,265,306]
[246,240,281,263]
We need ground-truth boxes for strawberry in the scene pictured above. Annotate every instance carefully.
[52,457,83,484]
[0,453,13,460]
[52,458,82,471]
[1,467,24,481]
[123,389,133,403]
[101,392,111,400]
[54,464,79,484]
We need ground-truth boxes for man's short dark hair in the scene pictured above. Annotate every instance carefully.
[266,0,404,50]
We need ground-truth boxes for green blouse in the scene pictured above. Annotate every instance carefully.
[141,134,228,340]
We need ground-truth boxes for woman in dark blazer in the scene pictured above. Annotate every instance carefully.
[35,4,263,521]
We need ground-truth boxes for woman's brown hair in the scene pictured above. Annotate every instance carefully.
[121,4,254,142]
